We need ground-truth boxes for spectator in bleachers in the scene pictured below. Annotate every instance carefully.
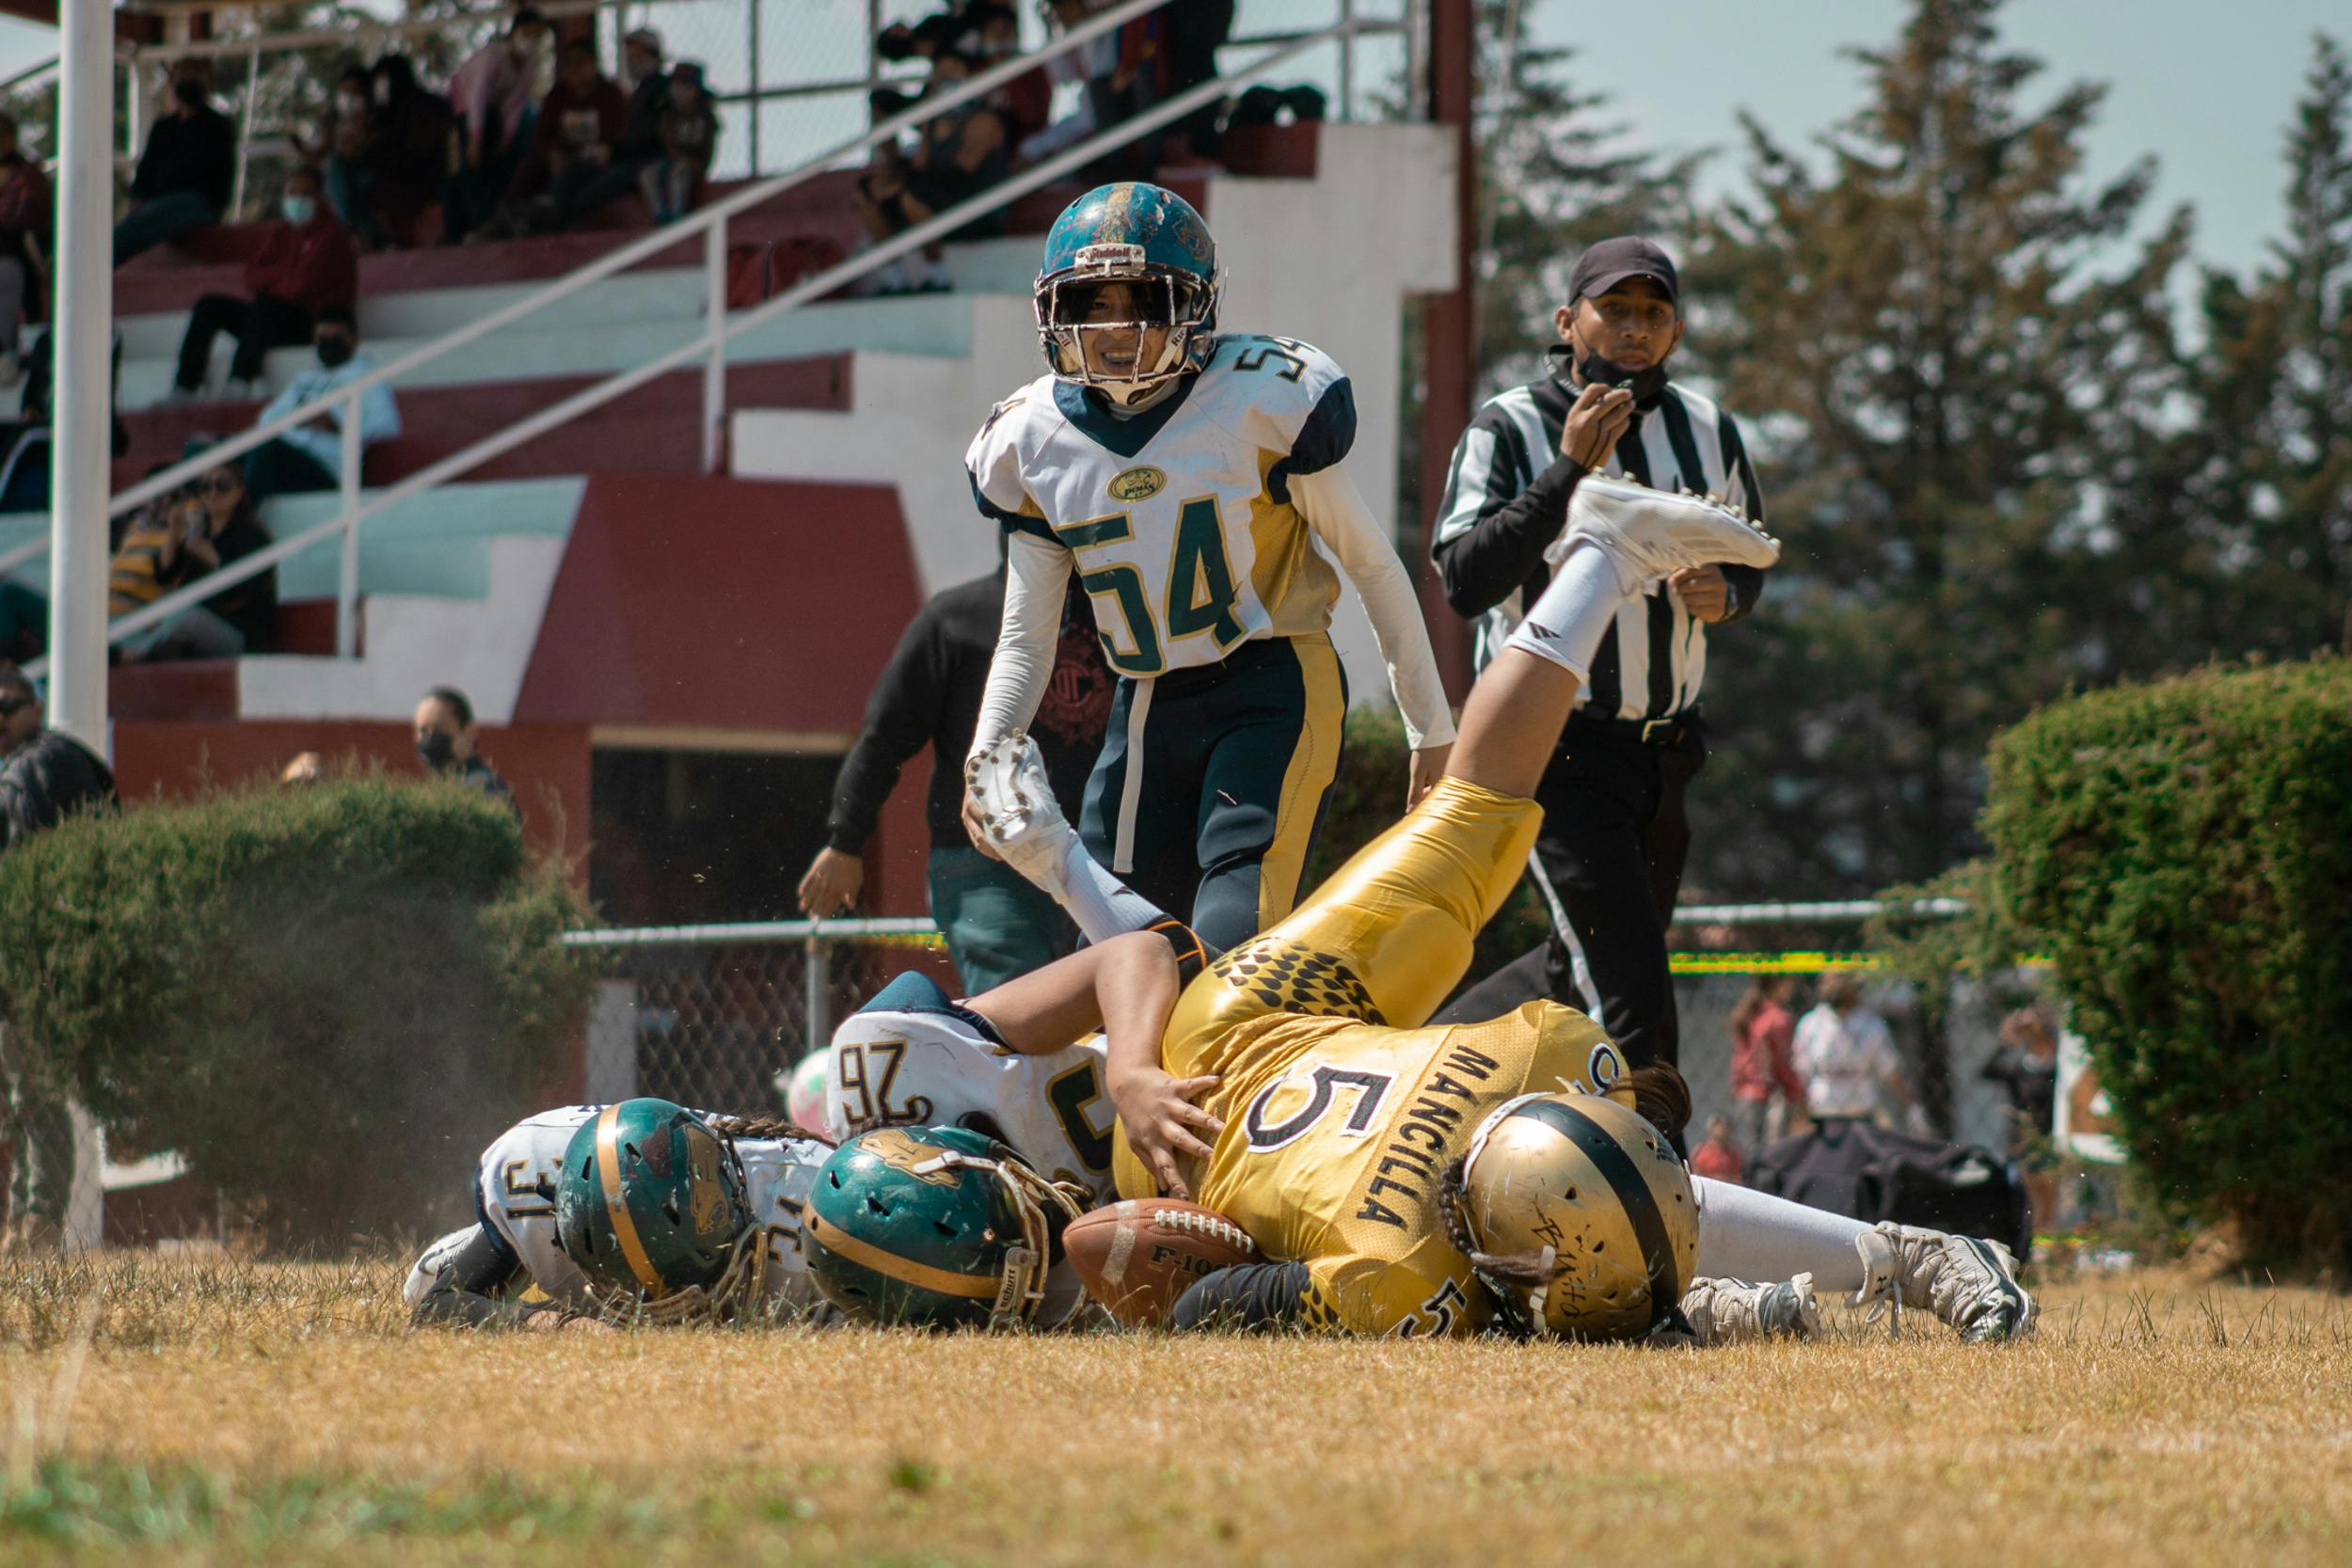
[1163,0,1235,156]
[301,66,389,251]
[613,27,671,162]
[0,112,52,387]
[640,62,718,225]
[164,166,357,404]
[115,59,236,264]
[444,8,553,245]
[0,328,129,517]
[413,686,516,811]
[1016,0,1155,170]
[366,55,455,247]
[855,46,1010,294]
[115,462,276,662]
[239,307,402,503]
[496,39,629,235]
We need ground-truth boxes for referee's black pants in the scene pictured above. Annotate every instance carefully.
[1432,713,1706,1069]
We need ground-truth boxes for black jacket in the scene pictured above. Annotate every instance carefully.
[824,572,1111,856]
[130,106,236,214]
[0,730,117,853]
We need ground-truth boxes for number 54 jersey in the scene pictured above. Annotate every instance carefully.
[967,334,1359,678]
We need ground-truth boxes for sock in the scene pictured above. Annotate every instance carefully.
[1502,539,1637,682]
[875,259,908,291]
[919,256,951,287]
[1692,1176,1871,1291]
[1050,833,1170,943]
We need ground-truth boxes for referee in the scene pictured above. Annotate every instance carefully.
[1427,236,1768,1069]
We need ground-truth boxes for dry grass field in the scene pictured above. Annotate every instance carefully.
[0,1252,2346,1566]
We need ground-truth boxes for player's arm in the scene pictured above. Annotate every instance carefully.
[961,531,1073,847]
[1288,463,1456,799]
[803,600,948,914]
[1171,1260,1312,1331]
[405,1226,601,1333]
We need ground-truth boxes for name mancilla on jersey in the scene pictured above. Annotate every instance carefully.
[968,334,1359,677]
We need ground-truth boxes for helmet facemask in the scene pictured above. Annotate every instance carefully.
[1036,249,1216,406]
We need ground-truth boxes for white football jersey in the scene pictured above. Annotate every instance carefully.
[967,334,1359,677]
[463,1103,833,1314]
[828,1006,1118,1207]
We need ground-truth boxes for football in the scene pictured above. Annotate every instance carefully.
[1062,1199,1259,1327]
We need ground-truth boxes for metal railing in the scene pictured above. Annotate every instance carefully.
[14,0,1371,679]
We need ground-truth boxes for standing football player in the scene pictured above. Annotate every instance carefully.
[963,182,1455,956]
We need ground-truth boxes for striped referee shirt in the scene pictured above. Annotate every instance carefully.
[1430,347,1767,721]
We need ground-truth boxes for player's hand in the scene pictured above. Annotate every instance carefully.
[960,791,1006,861]
[1560,383,1635,469]
[796,847,864,916]
[1112,1069,1223,1201]
[1668,564,1732,623]
[1406,743,1451,807]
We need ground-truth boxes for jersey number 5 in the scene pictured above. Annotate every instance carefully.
[1059,498,1247,676]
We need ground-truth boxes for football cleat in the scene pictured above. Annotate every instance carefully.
[1545,473,1782,578]
[963,731,1079,891]
[1851,1223,2036,1344]
[1679,1274,1820,1346]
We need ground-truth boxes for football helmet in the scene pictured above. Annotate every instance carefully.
[803,1124,1085,1329]
[1034,182,1218,401]
[1452,1091,1699,1341]
[554,1099,760,1319]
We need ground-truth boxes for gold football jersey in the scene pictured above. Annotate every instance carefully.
[1116,1001,1622,1338]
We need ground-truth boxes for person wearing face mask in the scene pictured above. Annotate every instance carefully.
[164,165,356,404]
[445,9,553,244]
[303,66,386,249]
[114,61,236,264]
[238,307,402,503]
[1426,237,1772,1080]
[412,686,516,813]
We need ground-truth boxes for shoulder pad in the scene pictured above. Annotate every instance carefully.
[1206,335,1355,475]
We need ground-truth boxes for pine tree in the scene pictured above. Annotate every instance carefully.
[1688,0,2192,895]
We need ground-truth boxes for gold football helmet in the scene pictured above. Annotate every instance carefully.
[1449,1091,1698,1341]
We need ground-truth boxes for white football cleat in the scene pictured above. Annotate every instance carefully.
[1851,1223,2036,1344]
[1546,473,1782,578]
[1680,1274,1820,1346]
[962,731,1079,892]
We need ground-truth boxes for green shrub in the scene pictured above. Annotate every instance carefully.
[1304,707,1551,992]
[0,774,602,1247]
[1979,657,2352,1262]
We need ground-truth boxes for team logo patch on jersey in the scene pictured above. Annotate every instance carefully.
[1215,940,1386,1026]
[1107,465,1166,502]
[1587,1042,1624,1091]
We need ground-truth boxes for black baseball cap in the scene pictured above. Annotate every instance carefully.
[1567,236,1679,307]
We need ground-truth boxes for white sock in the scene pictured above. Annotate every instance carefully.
[920,255,951,287]
[875,259,908,291]
[1052,834,1170,943]
[1692,1176,1871,1291]
[1502,539,1638,682]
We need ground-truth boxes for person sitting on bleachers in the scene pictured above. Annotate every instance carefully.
[302,66,386,250]
[239,308,401,503]
[613,28,672,165]
[640,62,719,225]
[855,45,1011,294]
[365,55,455,248]
[115,59,236,265]
[114,462,276,662]
[492,40,629,236]
[0,111,52,387]
[164,166,357,404]
[443,9,552,245]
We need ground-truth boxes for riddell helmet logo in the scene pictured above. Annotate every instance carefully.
[1109,466,1165,502]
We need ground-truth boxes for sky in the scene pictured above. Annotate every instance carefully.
[0,1,2336,277]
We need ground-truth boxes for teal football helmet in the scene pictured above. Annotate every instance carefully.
[803,1125,1085,1329]
[1034,182,1219,398]
[554,1099,761,1321]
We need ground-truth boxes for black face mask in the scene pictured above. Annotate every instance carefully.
[417,732,455,772]
[1573,341,1671,404]
[315,337,356,369]
[172,79,206,108]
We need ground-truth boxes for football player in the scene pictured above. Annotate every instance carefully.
[955,476,2034,1343]
[403,1100,833,1330]
[963,181,1456,957]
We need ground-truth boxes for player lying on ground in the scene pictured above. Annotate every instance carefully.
[963,181,1454,956]
[947,474,2033,1342]
[404,1102,837,1330]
